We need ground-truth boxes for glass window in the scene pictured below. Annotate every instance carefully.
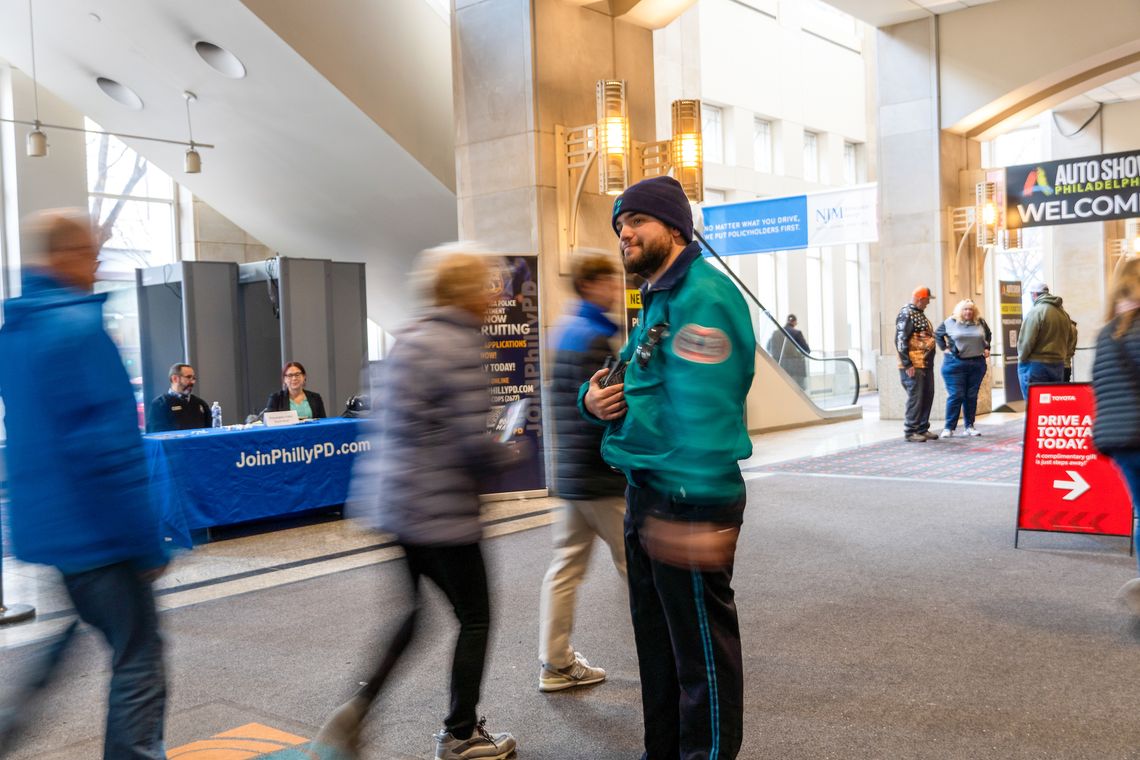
[702,104,724,165]
[754,119,772,173]
[805,248,824,355]
[85,118,179,279]
[843,141,859,184]
[803,131,819,182]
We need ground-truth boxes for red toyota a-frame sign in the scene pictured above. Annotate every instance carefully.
[1016,384,1133,545]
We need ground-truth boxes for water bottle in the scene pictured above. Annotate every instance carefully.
[211,401,222,429]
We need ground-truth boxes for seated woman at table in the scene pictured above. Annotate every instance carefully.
[262,361,327,420]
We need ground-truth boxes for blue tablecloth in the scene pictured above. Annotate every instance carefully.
[144,418,366,547]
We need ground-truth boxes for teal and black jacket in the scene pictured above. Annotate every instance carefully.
[578,243,755,509]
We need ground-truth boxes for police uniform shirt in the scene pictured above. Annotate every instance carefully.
[148,391,211,433]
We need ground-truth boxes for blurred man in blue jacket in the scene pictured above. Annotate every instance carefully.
[0,209,168,759]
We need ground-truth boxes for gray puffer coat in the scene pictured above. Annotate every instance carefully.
[349,306,518,545]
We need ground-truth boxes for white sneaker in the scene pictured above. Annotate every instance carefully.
[539,651,606,692]
[964,426,982,437]
[939,429,952,439]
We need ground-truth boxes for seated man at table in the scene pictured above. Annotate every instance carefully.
[147,362,211,432]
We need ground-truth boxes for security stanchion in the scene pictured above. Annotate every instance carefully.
[0,500,34,626]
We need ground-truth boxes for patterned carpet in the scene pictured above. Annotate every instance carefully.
[750,420,1025,483]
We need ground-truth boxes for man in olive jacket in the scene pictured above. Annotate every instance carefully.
[1017,283,1074,397]
[582,176,755,760]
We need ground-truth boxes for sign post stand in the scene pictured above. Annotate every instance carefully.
[1015,383,1133,550]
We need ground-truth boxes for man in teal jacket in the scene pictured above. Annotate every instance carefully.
[581,176,755,760]
[0,210,167,759]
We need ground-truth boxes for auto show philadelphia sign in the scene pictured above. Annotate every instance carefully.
[1005,149,1140,229]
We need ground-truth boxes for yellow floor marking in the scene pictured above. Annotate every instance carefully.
[166,722,308,758]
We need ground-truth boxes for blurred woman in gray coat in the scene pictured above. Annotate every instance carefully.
[315,247,523,760]
[1092,258,1140,615]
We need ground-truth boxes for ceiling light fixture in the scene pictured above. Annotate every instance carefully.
[183,91,201,173]
[25,0,46,157]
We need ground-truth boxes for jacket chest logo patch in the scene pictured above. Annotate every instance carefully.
[674,324,731,364]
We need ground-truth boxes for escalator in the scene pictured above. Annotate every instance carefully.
[695,231,863,430]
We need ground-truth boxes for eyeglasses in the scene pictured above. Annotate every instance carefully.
[284,372,304,379]
[179,374,197,381]
[636,322,669,369]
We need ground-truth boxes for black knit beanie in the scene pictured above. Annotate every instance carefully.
[611,176,693,243]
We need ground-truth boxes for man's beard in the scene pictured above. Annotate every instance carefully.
[622,235,671,278]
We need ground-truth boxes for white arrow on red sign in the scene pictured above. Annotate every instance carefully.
[1053,470,1090,501]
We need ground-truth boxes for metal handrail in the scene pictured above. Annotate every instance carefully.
[694,231,861,406]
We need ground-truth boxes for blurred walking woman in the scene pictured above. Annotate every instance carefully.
[314,247,522,760]
[935,299,991,438]
[1092,258,1140,613]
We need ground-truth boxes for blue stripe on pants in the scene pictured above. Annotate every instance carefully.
[691,571,721,760]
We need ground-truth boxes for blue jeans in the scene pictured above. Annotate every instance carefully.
[1109,449,1140,576]
[63,562,167,760]
[1017,360,1064,399]
[941,354,987,430]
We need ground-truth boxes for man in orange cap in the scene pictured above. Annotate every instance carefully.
[896,286,938,442]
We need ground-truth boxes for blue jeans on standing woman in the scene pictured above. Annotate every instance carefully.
[1109,449,1140,576]
[941,353,987,430]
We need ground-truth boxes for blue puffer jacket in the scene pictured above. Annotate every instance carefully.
[0,271,165,573]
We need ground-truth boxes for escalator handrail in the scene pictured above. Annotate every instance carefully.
[693,230,861,406]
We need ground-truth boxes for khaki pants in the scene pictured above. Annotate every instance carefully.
[538,496,628,669]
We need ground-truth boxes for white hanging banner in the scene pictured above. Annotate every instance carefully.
[804,183,879,247]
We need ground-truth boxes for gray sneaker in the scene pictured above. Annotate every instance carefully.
[434,717,516,760]
[539,651,607,692]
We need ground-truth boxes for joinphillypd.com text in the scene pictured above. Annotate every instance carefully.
[234,440,371,468]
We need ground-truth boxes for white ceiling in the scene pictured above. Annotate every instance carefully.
[0,0,458,328]
[1056,72,1140,111]
[819,0,1001,27]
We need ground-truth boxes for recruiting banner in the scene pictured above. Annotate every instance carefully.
[1005,149,1140,229]
[482,255,545,493]
[1015,384,1132,543]
[999,280,1023,403]
[700,184,878,256]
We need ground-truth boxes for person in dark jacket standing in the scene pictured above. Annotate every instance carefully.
[313,247,522,760]
[934,299,991,438]
[538,252,628,692]
[0,210,168,759]
[262,361,327,419]
[766,314,810,389]
[896,286,938,442]
[1091,258,1140,614]
[147,362,210,432]
[1017,283,1073,398]
[583,176,755,760]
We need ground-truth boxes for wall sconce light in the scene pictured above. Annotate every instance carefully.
[976,181,998,248]
[1110,218,1140,277]
[949,179,1012,295]
[669,99,703,202]
[555,86,705,273]
[595,80,629,196]
[637,99,704,203]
